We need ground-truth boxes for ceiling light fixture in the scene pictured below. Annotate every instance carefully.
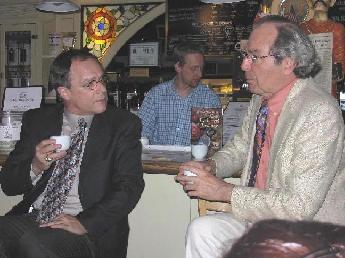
[35,0,80,13]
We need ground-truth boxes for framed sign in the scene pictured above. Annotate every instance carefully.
[129,42,159,67]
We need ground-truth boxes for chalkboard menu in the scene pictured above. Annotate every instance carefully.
[167,0,260,56]
[329,0,345,26]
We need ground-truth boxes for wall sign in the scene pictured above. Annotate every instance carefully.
[167,0,260,56]
[129,42,159,66]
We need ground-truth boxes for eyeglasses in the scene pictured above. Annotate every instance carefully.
[82,74,109,90]
[239,50,277,64]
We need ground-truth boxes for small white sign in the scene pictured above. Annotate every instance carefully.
[129,42,159,67]
[309,32,333,94]
[3,87,42,111]
[0,124,21,141]
[223,101,250,145]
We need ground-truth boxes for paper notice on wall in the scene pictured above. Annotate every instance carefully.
[223,101,250,145]
[3,87,42,111]
[308,32,333,94]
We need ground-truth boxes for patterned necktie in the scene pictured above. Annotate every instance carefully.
[37,118,88,224]
[248,100,268,187]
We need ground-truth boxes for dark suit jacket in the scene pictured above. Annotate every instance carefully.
[0,104,145,258]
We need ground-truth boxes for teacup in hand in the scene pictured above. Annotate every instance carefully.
[50,135,71,151]
[184,170,197,177]
[191,143,208,161]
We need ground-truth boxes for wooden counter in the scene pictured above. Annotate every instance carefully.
[142,149,191,175]
[0,150,191,175]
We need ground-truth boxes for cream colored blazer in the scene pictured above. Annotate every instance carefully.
[213,78,345,225]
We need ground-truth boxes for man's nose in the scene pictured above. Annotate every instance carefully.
[94,81,107,92]
[195,68,203,78]
[241,58,252,72]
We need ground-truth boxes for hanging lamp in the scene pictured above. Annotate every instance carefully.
[35,0,80,13]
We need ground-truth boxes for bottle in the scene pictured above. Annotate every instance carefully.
[336,70,345,123]
[338,79,345,116]
[20,48,26,63]
[8,48,14,63]
[334,63,344,118]
[127,86,140,115]
[126,90,134,112]
[113,73,122,108]
[20,77,27,87]
[0,111,23,154]
[113,87,121,108]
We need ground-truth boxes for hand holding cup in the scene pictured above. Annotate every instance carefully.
[184,170,197,177]
[50,135,71,151]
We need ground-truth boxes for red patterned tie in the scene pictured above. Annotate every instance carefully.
[248,100,268,187]
[37,118,87,224]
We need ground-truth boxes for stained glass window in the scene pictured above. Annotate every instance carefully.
[82,4,157,60]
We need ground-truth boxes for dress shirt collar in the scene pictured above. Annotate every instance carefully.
[63,110,94,131]
[265,78,297,114]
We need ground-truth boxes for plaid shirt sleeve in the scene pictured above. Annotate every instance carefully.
[138,88,157,140]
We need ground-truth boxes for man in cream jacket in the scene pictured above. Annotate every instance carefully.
[176,15,345,258]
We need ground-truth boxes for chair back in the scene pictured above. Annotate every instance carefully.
[198,199,231,216]
[198,177,240,216]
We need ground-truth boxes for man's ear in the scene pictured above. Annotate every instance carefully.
[56,86,70,101]
[175,62,182,73]
[329,0,336,8]
[282,57,297,75]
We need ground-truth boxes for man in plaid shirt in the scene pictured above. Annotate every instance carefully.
[139,42,221,146]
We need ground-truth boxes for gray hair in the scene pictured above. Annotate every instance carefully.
[254,15,321,78]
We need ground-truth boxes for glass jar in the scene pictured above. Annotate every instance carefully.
[0,111,23,154]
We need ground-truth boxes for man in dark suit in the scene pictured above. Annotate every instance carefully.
[0,49,144,258]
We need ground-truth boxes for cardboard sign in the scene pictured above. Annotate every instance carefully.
[3,87,42,111]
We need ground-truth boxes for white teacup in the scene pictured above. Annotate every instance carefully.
[140,137,149,146]
[50,135,71,151]
[191,144,208,161]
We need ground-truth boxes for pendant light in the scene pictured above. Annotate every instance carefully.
[35,0,80,13]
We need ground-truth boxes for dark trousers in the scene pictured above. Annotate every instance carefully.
[0,215,96,258]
